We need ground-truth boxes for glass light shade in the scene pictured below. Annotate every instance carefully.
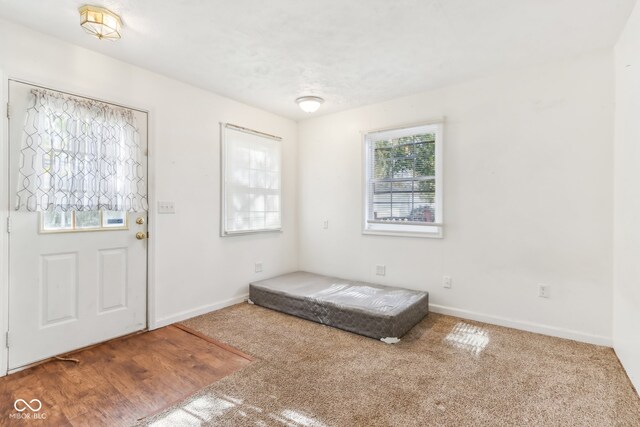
[79,5,122,40]
[296,96,324,113]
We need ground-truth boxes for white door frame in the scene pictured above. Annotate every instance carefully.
[0,75,158,376]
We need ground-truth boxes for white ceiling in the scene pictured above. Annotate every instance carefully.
[0,0,635,120]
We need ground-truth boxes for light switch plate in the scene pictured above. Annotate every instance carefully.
[157,201,175,214]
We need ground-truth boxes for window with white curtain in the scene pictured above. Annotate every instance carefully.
[14,88,147,234]
[363,122,443,237]
[221,123,282,235]
[15,88,147,214]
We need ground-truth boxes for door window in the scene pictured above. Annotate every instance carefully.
[41,210,128,232]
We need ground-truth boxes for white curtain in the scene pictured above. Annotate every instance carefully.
[223,125,282,234]
[15,89,147,212]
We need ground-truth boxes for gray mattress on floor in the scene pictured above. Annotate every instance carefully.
[249,271,429,341]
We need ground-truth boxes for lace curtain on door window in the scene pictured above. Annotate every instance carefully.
[15,89,147,212]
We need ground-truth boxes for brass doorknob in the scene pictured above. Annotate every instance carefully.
[136,217,145,225]
[135,232,147,240]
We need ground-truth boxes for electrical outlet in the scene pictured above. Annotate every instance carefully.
[157,201,175,214]
[322,220,329,229]
[376,265,386,276]
[443,276,452,289]
[255,262,263,273]
[538,284,550,298]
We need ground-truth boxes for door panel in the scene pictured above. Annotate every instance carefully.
[7,80,148,370]
[98,247,128,313]
[41,252,79,326]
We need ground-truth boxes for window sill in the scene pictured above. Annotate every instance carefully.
[362,224,443,239]
[221,228,283,237]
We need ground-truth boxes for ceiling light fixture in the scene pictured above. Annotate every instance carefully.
[296,96,324,113]
[79,5,122,40]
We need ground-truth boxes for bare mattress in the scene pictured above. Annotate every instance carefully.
[249,271,429,342]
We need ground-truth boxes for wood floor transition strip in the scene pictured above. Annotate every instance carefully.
[173,322,255,362]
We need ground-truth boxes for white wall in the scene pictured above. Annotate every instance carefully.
[0,19,298,335]
[298,50,614,345]
[0,14,626,371]
[614,0,640,394]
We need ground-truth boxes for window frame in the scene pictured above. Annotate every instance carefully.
[220,123,283,237]
[362,121,444,238]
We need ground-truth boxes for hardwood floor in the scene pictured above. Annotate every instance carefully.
[0,325,252,426]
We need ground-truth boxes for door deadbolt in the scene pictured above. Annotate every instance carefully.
[136,217,145,225]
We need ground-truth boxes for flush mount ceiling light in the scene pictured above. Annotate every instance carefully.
[79,5,122,40]
[296,96,324,113]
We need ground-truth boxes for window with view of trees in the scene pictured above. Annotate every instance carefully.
[364,123,443,237]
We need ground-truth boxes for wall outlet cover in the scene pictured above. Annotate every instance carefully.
[376,265,386,276]
[538,284,550,298]
[443,276,452,288]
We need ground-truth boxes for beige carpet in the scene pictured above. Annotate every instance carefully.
[139,303,640,426]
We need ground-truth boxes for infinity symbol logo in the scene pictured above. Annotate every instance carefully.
[14,399,42,412]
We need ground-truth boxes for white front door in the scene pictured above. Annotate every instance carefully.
[7,80,148,370]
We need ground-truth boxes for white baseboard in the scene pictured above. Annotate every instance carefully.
[152,293,249,329]
[429,303,612,347]
[151,296,611,346]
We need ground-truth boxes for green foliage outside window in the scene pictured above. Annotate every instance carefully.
[371,133,436,222]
